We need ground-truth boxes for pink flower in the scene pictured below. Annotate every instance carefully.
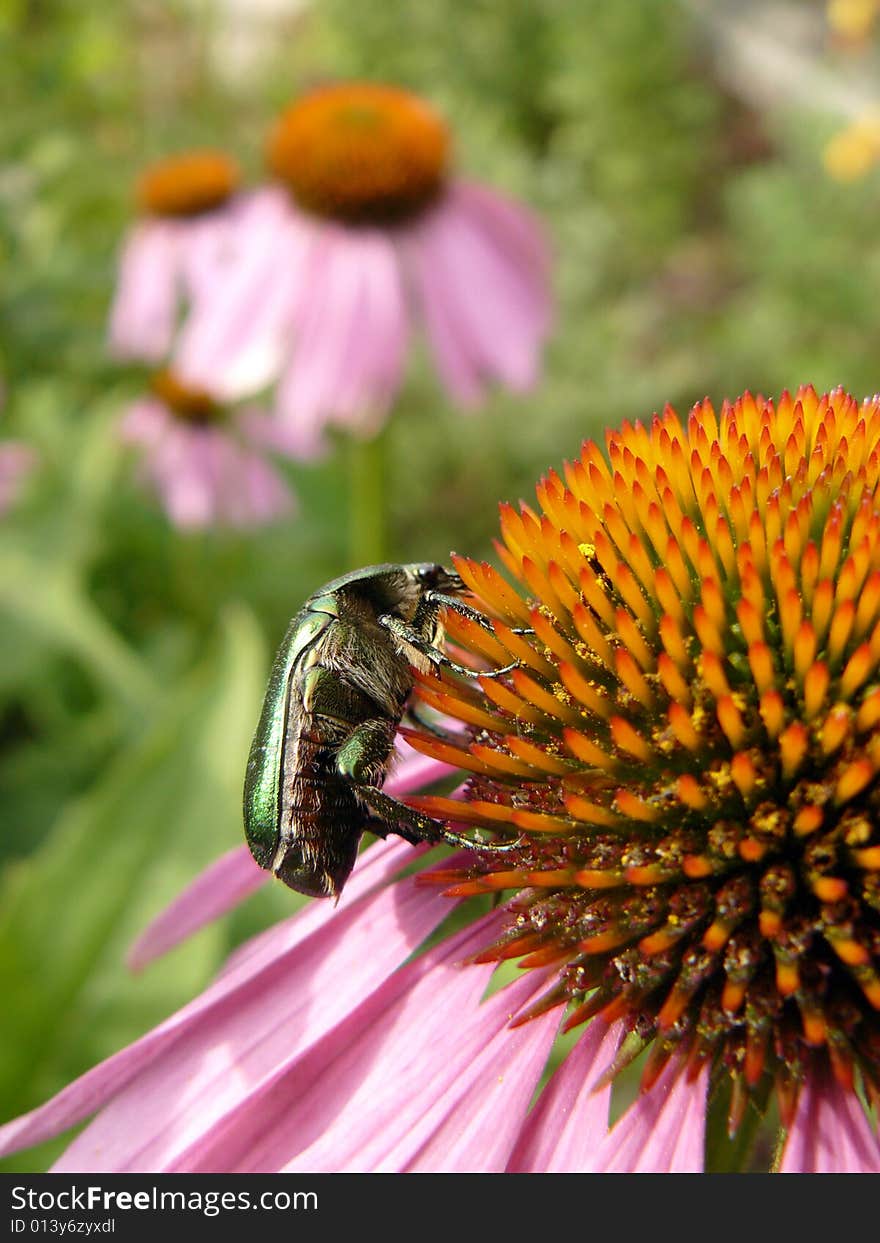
[7,387,880,1171]
[120,370,295,529]
[109,151,248,364]
[1,743,871,1172]
[0,441,36,515]
[175,84,552,458]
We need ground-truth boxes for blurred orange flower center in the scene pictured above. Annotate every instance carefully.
[266,83,450,223]
[150,370,219,422]
[136,151,240,218]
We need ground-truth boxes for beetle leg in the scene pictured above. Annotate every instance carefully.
[358,785,523,855]
[334,719,519,853]
[403,698,464,742]
[424,591,534,637]
[335,717,400,790]
[378,612,520,680]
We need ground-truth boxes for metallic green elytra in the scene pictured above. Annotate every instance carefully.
[243,562,521,899]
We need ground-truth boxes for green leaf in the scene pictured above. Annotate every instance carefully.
[0,547,156,712]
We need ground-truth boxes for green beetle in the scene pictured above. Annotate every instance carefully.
[243,562,519,899]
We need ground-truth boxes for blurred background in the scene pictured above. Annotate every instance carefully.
[3,0,880,1170]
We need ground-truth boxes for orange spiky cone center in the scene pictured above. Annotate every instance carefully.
[410,385,880,1132]
[266,82,450,223]
[136,150,240,218]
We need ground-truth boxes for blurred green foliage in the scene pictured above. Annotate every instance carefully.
[1,0,878,1170]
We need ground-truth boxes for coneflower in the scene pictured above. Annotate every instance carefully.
[2,387,878,1172]
[176,82,552,456]
[407,382,880,1164]
[120,368,295,528]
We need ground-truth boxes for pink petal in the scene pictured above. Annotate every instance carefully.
[454,180,551,298]
[399,984,560,1172]
[176,189,310,401]
[780,1065,880,1172]
[150,426,220,529]
[506,1019,619,1171]
[295,971,554,1173]
[0,836,417,1161]
[179,206,247,301]
[401,221,483,406]
[273,226,408,453]
[128,749,454,970]
[326,229,409,436]
[108,222,182,362]
[406,186,550,405]
[592,1058,709,1173]
[206,426,295,528]
[122,403,294,531]
[52,868,458,1172]
[231,445,297,526]
[127,846,267,972]
[177,909,510,1172]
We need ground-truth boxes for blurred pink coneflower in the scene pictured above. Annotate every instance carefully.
[176,83,552,457]
[109,150,248,365]
[120,369,295,529]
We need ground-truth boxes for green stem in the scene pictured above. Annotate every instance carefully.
[348,429,388,567]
